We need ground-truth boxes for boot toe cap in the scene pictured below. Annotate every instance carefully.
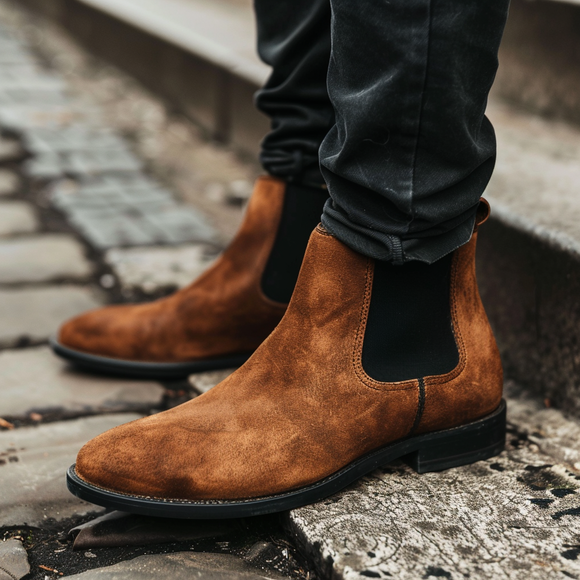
[58,305,138,359]
[74,416,203,500]
[75,419,157,497]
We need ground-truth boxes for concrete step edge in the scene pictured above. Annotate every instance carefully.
[75,0,268,87]
[489,199,580,261]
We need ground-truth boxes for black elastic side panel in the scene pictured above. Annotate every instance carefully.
[261,182,329,304]
[362,254,459,382]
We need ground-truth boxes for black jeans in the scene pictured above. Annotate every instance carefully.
[254,0,510,264]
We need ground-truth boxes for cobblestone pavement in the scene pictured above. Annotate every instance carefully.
[2,3,580,580]
[0,4,304,580]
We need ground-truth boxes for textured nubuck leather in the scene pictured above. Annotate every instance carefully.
[74,201,503,502]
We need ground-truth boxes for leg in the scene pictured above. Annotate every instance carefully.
[321,0,510,264]
[254,0,333,187]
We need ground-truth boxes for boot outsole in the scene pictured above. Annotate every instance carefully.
[50,337,251,379]
[66,399,506,519]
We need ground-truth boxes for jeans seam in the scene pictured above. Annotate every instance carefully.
[408,0,433,234]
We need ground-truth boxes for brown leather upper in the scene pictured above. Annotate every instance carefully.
[58,176,289,362]
[75,205,502,501]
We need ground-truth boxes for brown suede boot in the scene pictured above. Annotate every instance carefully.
[51,176,291,378]
[67,201,505,518]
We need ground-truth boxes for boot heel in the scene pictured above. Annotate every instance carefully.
[404,400,506,474]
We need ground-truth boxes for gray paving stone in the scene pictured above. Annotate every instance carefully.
[0,103,96,132]
[63,149,143,175]
[0,539,29,580]
[0,64,39,81]
[0,45,32,65]
[105,244,213,294]
[142,205,216,244]
[0,346,164,418]
[51,177,174,212]
[189,369,236,394]
[119,185,175,205]
[0,414,139,526]
[0,234,92,283]
[0,86,68,107]
[506,383,580,468]
[288,402,580,580]
[0,136,23,162]
[0,169,20,196]
[0,75,66,93]
[24,126,126,155]
[67,203,215,249]
[25,151,63,180]
[0,201,38,236]
[69,210,163,249]
[63,552,283,580]
[51,179,131,211]
[0,286,101,348]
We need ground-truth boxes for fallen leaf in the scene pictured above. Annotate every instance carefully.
[39,564,63,575]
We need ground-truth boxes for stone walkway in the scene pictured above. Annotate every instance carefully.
[0,6,298,580]
[1,3,580,580]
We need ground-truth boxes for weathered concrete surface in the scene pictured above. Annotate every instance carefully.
[0,539,29,580]
[287,398,580,580]
[63,552,284,580]
[474,100,580,417]
[506,381,580,469]
[0,346,163,418]
[495,0,580,126]
[189,368,236,394]
[0,136,23,162]
[0,414,139,526]
[486,100,580,250]
[105,244,214,294]
[0,234,92,283]
[0,201,38,235]
[0,169,19,196]
[0,286,101,347]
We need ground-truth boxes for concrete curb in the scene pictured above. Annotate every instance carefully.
[478,205,580,416]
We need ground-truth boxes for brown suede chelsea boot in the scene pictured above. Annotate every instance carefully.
[67,200,506,518]
[51,176,328,379]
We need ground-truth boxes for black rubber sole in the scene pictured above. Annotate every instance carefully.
[50,337,251,380]
[66,400,506,519]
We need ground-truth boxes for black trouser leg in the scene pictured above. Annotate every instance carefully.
[255,0,509,263]
[319,0,511,263]
[254,0,334,187]
[254,0,332,303]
